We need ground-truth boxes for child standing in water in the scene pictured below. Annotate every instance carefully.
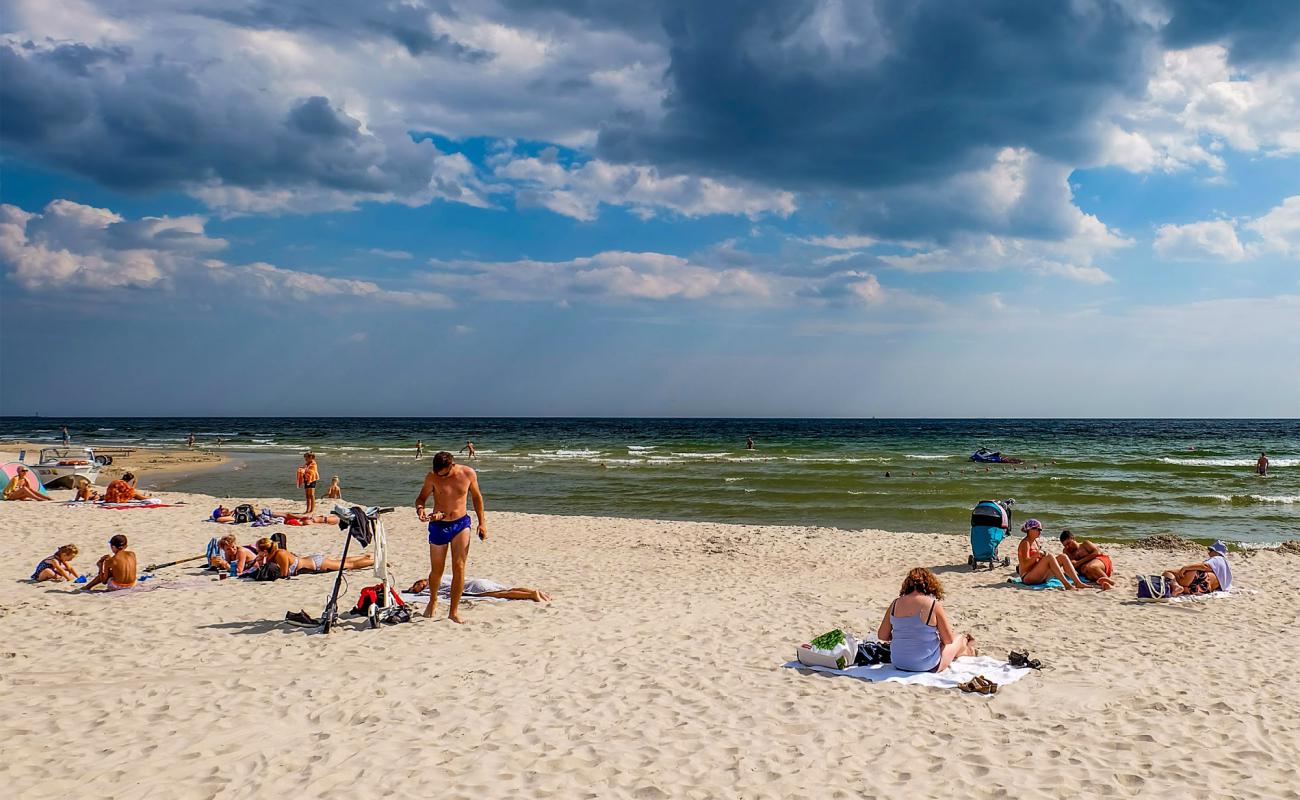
[325,475,342,499]
[297,452,320,513]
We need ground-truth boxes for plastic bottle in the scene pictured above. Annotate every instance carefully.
[229,560,239,578]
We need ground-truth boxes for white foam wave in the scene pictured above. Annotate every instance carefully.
[601,458,643,465]
[531,449,602,460]
[627,445,658,452]
[906,454,951,460]
[670,452,731,459]
[742,488,756,493]
[1249,495,1299,504]
[724,477,745,482]
[1161,457,1299,467]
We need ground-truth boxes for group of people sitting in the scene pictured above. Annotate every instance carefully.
[1014,518,1232,595]
[207,533,374,578]
[31,535,138,591]
[5,468,151,503]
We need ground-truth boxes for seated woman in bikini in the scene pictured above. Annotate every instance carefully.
[31,544,80,582]
[252,537,373,577]
[877,567,977,672]
[73,478,101,502]
[1017,519,1089,590]
[3,466,51,501]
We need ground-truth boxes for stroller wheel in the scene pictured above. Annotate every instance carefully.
[967,554,975,570]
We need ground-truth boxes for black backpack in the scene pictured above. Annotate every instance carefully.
[232,504,256,524]
[252,562,282,582]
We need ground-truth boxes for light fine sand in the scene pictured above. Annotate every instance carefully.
[1,486,1298,799]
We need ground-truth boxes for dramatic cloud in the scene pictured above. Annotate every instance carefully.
[0,199,448,305]
[1153,196,1300,261]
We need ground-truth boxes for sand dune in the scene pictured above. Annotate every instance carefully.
[2,490,1297,799]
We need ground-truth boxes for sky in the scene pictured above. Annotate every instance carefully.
[1,0,1298,418]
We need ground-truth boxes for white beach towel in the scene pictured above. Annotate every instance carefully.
[1156,587,1252,604]
[782,655,1032,691]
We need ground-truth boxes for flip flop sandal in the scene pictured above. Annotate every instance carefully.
[957,678,980,693]
[974,676,999,695]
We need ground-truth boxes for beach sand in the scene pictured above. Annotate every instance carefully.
[2,486,1298,799]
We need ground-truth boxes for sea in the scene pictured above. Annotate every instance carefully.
[3,418,1297,545]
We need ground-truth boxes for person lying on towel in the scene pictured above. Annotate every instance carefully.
[82,534,137,591]
[406,577,551,602]
[207,534,260,575]
[210,506,339,525]
[251,537,373,577]
[1162,541,1233,596]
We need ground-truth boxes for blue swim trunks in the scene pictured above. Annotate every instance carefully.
[428,514,472,545]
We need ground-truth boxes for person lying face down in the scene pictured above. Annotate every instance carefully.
[1163,541,1233,596]
[83,534,136,591]
[405,577,550,602]
[208,534,260,574]
[1059,531,1116,590]
[252,537,374,578]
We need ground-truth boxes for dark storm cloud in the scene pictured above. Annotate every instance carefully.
[193,0,491,61]
[0,43,437,197]
[595,0,1154,192]
[1160,0,1300,64]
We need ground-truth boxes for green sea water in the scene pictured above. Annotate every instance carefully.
[5,418,1297,544]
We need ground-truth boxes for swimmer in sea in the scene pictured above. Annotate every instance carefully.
[1257,452,1269,476]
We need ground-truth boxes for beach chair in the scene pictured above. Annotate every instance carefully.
[969,499,1013,570]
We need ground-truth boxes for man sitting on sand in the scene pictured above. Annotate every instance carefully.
[1163,540,1233,596]
[406,576,550,602]
[104,472,149,503]
[1060,530,1116,590]
[1017,519,1089,590]
[83,534,137,591]
[252,537,373,577]
[4,466,51,501]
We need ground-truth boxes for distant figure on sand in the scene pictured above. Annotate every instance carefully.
[746,436,754,450]
[83,534,136,591]
[103,472,149,503]
[415,440,424,458]
[1059,531,1115,590]
[32,544,79,582]
[406,576,550,602]
[1257,452,1269,476]
[460,440,476,460]
[253,537,373,577]
[877,568,977,672]
[1163,541,1233,596]
[4,466,51,501]
[325,475,342,499]
[416,451,487,623]
[296,452,319,513]
[62,426,70,446]
[1017,519,1088,590]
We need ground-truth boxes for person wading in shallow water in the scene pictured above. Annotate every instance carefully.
[415,451,487,624]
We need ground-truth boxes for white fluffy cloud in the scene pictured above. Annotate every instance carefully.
[494,150,795,221]
[1099,45,1300,173]
[0,199,449,305]
[1153,195,1300,262]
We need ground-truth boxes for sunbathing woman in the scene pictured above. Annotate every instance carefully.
[210,506,339,525]
[73,477,101,502]
[208,534,260,575]
[1017,519,1088,590]
[3,466,51,501]
[31,544,80,582]
[253,537,373,577]
[877,567,977,672]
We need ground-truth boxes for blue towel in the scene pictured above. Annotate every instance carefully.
[1009,575,1089,590]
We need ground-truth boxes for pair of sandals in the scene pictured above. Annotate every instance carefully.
[1008,650,1043,670]
[958,675,999,694]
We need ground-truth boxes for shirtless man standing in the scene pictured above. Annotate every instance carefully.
[415,451,487,623]
[83,534,137,591]
[1059,530,1116,590]
[459,440,476,460]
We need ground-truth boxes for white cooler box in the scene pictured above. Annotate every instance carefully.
[795,632,859,670]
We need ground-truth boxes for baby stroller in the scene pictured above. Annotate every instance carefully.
[968,499,1014,570]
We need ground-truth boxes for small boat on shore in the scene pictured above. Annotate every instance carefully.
[24,447,103,489]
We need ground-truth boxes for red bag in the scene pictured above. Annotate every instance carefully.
[352,584,405,615]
